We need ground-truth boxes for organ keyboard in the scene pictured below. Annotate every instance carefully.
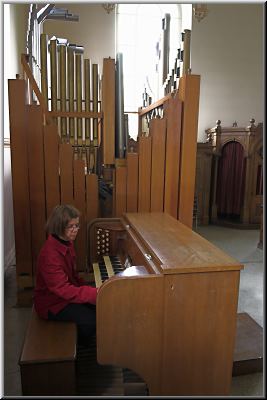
[93,255,125,288]
[88,212,244,396]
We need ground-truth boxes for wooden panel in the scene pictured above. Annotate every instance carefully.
[97,275,164,395]
[27,105,46,274]
[178,75,200,227]
[195,143,213,225]
[43,123,60,217]
[59,143,74,204]
[115,166,127,217]
[8,79,32,277]
[126,153,138,212]
[74,159,86,271]
[164,95,182,219]
[150,118,166,212]
[138,136,152,212]
[102,58,115,165]
[20,362,76,396]
[86,173,99,224]
[112,169,116,216]
[123,212,243,274]
[161,271,240,395]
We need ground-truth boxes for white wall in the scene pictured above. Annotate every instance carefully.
[43,4,116,74]
[4,4,29,139]
[191,3,264,142]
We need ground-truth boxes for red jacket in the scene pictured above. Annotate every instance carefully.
[34,235,97,319]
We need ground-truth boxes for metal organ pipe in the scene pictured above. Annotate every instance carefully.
[84,58,91,145]
[75,52,83,144]
[115,53,126,159]
[67,45,75,141]
[50,38,58,112]
[92,63,99,147]
[59,43,67,138]
[40,33,48,107]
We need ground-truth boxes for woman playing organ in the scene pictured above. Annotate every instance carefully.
[34,204,98,347]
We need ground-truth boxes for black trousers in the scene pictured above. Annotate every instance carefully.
[48,303,96,346]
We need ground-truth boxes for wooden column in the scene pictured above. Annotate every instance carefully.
[164,96,182,218]
[195,143,213,225]
[151,118,166,212]
[126,152,139,212]
[138,136,152,212]
[115,166,127,217]
[210,153,219,223]
[59,143,74,204]
[8,79,33,283]
[27,104,46,275]
[74,159,86,271]
[86,173,99,224]
[178,75,200,228]
[43,123,60,217]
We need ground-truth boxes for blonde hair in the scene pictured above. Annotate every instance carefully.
[46,204,80,236]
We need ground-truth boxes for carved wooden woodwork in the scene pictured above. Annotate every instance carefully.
[195,119,263,226]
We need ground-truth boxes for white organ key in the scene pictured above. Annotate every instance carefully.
[103,255,115,278]
[93,262,102,288]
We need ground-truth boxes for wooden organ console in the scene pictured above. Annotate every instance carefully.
[88,212,243,396]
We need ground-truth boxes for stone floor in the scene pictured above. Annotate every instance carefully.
[2,224,264,397]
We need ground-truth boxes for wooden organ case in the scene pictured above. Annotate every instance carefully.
[89,212,243,396]
[8,25,200,304]
[195,119,263,226]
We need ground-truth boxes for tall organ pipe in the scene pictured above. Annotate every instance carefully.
[115,53,126,159]
[84,58,91,144]
[40,33,48,107]
[59,43,67,138]
[67,45,75,141]
[75,52,83,143]
[92,63,99,146]
[50,38,58,115]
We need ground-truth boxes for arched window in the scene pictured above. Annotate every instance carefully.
[116,4,192,138]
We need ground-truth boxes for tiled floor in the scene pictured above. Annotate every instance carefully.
[3,224,264,397]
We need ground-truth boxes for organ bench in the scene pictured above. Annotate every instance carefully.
[19,307,76,396]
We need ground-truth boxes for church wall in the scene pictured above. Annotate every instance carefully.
[191,3,264,141]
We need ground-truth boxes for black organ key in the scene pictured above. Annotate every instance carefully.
[93,255,127,287]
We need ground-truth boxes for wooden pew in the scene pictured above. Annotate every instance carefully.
[19,307,77,396]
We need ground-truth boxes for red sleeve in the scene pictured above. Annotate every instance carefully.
[39,254,97,305]
[73,270,88,286]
